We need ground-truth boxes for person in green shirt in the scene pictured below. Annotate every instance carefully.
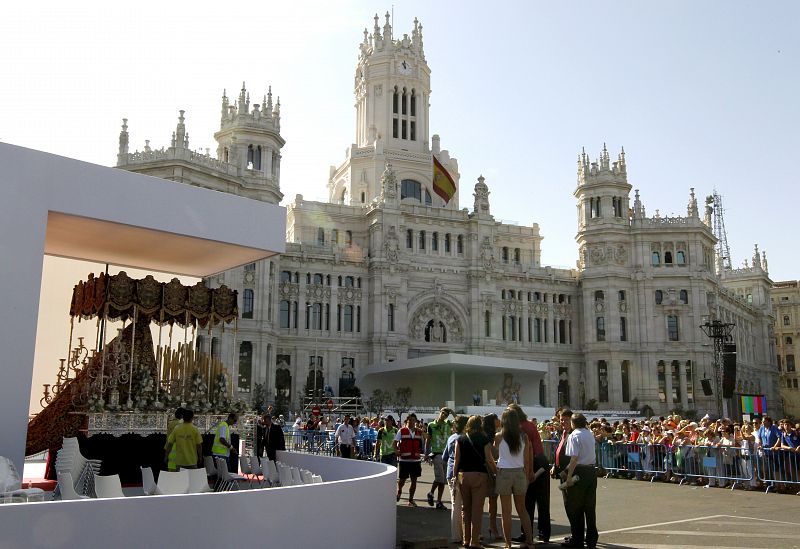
[426,407,452,510]
[374,415,399,466]
[164,409,203,469]
[165,407,185,471]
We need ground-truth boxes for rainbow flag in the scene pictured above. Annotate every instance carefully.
[741,395,766,414]
[433,155,456,204]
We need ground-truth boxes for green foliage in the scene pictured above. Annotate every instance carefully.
[584,398,599,411]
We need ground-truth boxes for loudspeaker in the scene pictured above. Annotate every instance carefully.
[722,343,737,398]
[701,379,714,396]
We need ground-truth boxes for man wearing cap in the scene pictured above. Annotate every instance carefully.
[426,408,452,509]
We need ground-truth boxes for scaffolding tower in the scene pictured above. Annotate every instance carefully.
[709,190,732,271]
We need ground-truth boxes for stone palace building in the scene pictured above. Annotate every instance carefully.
[116,14,778,417]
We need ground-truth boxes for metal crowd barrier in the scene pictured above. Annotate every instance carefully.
[673,444,755,490]
[758,448,800,494]
[596,442,670,482]
[281,429,378,459]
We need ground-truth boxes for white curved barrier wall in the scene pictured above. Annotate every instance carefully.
[0,452,396,549]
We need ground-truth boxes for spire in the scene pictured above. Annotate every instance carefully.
[762,250,768,273]
[753,244,762,269]
[175,110,186,150]
[633,189,642,218]
[238,82,248,114]
[221,89,229,119]
[373,13,380,39]
[688,187,698,217]
[266,85,273,113]
[383,11,392,41]
[118,118,129,156]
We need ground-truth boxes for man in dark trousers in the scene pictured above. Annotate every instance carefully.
[509,404,551,544]
[563,413,598,549]
[259,414,286,462]
[550,409,577,546]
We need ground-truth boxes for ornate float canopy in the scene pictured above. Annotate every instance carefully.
[70,272,238,327]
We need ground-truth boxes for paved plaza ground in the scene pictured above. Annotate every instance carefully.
[396,462,800,548]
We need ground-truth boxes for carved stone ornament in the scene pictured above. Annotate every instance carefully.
[338,287,362,304]
[409,300,463,343]
[619,301,628,313]
[308,284,331,299]
[384,226,400,263]
[243,271,255,285]
[588,244,628,266]
[279,281,299,298]
[480,237,495,270]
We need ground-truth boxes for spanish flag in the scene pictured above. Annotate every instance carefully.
[433,155,457,204]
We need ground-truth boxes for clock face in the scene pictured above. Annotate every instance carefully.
[398,59,412,75]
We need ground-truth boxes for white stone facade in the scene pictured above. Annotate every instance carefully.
[116,14,778,418]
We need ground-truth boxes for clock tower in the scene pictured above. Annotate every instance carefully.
[328,13,459,209]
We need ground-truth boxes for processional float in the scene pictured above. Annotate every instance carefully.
[26,271,240,456]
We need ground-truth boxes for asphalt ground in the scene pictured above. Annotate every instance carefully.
[396,463,800,549]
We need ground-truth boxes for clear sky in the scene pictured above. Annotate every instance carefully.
[2,1,798,410]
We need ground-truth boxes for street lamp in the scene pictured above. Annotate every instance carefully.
[699,319,735,418]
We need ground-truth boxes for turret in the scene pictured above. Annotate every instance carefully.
[117,118,129,163]
[574,144,632,231]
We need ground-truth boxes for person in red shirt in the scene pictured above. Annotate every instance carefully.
[509,404,551,544]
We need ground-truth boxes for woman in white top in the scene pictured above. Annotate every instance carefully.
[494,409,534,549]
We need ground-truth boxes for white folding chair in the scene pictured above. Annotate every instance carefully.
[187,468,213,493]
[250,459,266,487]
[57,471,89,500]
[214,457,246,491]
[290,467,303,485]
[278,464,293,486]
[311,474,323,484]
[140,466,158,496]
[156,470,190,495]
[93,474,125,498]
[266,460,280,485]
[239,455,255,485]
[300,470,313,484]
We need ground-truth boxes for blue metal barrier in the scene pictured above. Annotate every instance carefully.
[674,444,754,490]
[596,442,670,481]
[758,448,800,494]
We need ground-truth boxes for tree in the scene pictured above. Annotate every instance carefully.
[393,387,413,423]
[364,388,389,418]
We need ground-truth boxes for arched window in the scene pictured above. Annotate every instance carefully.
[357,277,362,288]
[242,289,254,319]
[664,251,673,264]
[244,262,255,272]
[388,303,395,331]
[401,179,422,201]
[410,89,416,116]
[312,303,322,330]
[339,189,347,204]
[559,319,566,344]
[596,317,605,341]
[393,86,399,115]
[621,361,630,403]
[246,145,255,169]
[424,319,447,343]
[432,232,439,251]
[280,270,291,283]
[502,247,509,263]
[238,341,253,392]
[618,290,626,301]
[406,229,413,249]
[313,273,323,285]
[679,289,688,304]
[401,88,407,115]
[254,145,262,170]
[784,315,791,326]
[345,276,354,287]
[667,315,680,341]
[676,250,686,264]
[457,235,464,254]
[786,336,793,345]
[514,248,521,264]
[485,311,491,337]
[419,230,426,250]
[501,290,507,300]
[316,228,325,245]
[594,290,604,302]
[345,230,353,246]
[652,251,661,266]
[344,305,354,332]
[655,290,663,304]
[280,300,290,328]
[444,233,451,253]
[306,273,311,284]
[597,360,608,402]
[360,191,365,203]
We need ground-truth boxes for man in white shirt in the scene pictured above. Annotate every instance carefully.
[563,413,598,549]
[335,414,356,458]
